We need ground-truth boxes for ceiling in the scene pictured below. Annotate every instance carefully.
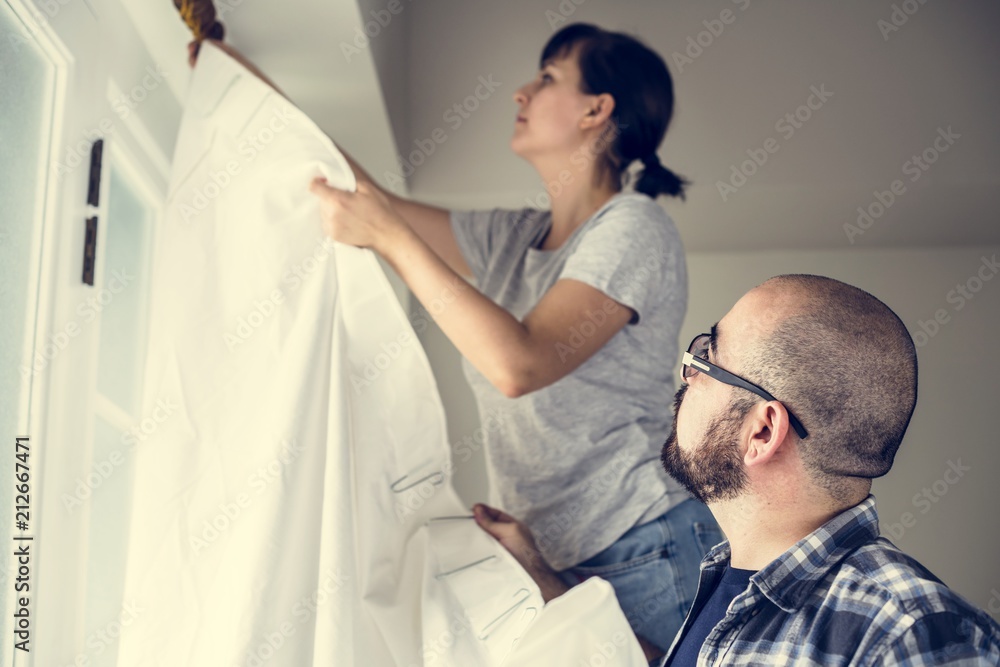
[123,0,999,252]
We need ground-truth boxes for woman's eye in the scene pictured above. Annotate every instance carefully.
[540,73,552,83]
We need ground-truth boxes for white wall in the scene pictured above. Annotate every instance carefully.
[417,243,1000,616]
[400,0,1000,254]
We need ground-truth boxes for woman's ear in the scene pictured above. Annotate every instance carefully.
[582,93,615,127]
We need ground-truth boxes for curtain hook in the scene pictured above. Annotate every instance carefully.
[499,606,539,663]
[434,555,496,580]
[389,470,444,493]
[478,588,532,641]
[427,515,475,523]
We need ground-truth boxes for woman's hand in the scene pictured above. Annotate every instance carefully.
[308,176,407,253]
[473,503,570,602]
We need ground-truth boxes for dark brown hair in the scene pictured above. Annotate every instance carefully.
[541,23,689,200]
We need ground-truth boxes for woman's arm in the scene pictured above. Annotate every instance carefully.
[310,175,634,398]
[375,216,634,398]
[381,194,472,279]
[341,152,472,277]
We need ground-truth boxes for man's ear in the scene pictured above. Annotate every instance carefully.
[744,401,792,468]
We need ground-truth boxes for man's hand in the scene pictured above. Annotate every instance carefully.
[472,503,570,603]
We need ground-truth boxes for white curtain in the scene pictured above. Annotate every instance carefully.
[116,41,644,667]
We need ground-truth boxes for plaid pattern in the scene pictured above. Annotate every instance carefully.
[660,495,1000,666]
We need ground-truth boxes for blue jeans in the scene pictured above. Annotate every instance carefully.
[557,498,724,656]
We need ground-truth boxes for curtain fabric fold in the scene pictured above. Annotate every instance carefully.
[116,41,642,667]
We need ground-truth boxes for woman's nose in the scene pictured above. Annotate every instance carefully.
[513,86,529,106]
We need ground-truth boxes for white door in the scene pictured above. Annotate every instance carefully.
[1,1,178,664]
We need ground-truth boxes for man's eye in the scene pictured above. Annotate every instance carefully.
[540,73,552,83]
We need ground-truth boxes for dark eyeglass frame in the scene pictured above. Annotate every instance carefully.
[681,333,809,440]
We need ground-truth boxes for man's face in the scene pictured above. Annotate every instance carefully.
[660,385,749,503]
[660,289,773,503]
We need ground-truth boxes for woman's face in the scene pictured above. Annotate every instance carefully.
[511,47,599,160]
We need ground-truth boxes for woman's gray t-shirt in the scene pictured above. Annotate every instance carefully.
[449,191,692,570]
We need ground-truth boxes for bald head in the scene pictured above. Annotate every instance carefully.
[721,274,918,500]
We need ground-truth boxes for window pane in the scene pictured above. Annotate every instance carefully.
[0,7,55,431]
[96,165,152,414]
[0,3,57,658]
[86,158,155,666]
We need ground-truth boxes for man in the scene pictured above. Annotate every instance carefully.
[474,274,1000,665]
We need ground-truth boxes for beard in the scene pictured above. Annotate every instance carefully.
[660,384,750,504]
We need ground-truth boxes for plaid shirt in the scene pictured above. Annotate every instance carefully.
[660,495,1000,666]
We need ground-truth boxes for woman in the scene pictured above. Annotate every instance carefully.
[190,20,721,659]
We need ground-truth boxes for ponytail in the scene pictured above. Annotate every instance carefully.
[634,157,689,201]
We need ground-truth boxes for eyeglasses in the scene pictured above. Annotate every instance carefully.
[681,333,809,440]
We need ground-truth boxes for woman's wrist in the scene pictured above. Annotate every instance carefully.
[373,213,417,262]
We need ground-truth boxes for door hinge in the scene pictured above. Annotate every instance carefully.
[82,139,103,285]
